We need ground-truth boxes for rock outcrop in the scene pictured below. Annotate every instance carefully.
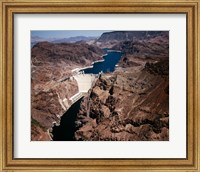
[31,42,103,140]
[95,31,168,48]
[75,61,169,141]
[74,32,169,141]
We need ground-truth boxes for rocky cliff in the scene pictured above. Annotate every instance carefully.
[96,31,168,48]
[75,62,169,141]
[98,31,165,42]
[31,42,103,140]
[74,32,169,141]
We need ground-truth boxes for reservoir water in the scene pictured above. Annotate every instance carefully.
[81,51,122,74]
[52,50,122,141]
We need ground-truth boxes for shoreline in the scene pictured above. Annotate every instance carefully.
[107,50,121,53]
[91,59,105,65]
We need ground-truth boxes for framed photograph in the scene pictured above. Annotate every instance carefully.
[0,0,200,171]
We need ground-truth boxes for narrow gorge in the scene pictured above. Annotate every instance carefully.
[31,31,169,141]
[52,50,123,140]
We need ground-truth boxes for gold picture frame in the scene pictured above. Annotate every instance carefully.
[0,0,200,171]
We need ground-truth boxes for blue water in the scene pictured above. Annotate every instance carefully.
[81,51,122,74]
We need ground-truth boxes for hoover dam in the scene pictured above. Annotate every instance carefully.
[69,73,96,104]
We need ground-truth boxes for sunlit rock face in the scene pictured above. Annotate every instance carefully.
[75,32,169,141]
[31,41,103,141]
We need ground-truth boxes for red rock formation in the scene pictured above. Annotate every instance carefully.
[31,42,103,141]
[75,32,169,141]
[96,31,168,49]
[75,61,169,141]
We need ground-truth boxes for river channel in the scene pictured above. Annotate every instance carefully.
[52,50,122,141]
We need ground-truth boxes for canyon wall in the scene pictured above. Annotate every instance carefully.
[75,32,169,141]
[95,31,168,49]
[31,42,103,140]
